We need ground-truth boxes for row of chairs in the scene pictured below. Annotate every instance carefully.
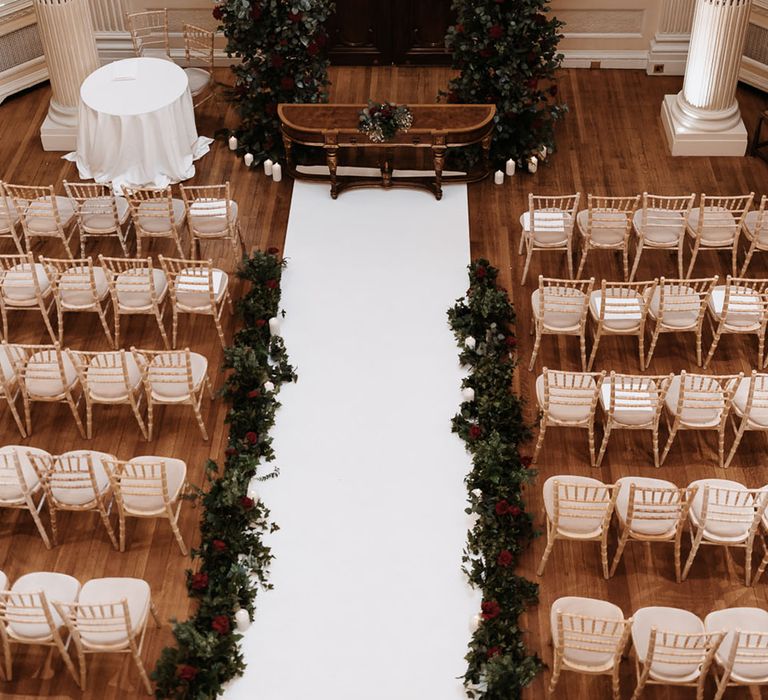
[0,253,232,350]
[0,570,159,694]
[534,368,767,468]
[518,192,767,284]
[0,343,213,441]
[0,181,245,264]
[531,275,768,372]
[539,475,768,585]
[550,597,768,700]
[0,445,188,555]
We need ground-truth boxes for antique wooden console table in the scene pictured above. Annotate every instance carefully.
[278,103,496,200]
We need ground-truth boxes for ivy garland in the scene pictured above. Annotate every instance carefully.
[152,249,297,699]
[448,260,542,699]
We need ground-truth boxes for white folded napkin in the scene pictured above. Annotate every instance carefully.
[111,61,139,81]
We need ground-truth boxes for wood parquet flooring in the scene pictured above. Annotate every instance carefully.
[0,65,765,698]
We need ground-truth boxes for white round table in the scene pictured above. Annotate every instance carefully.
[64,57,212,191]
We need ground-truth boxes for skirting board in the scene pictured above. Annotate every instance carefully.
[560,49,649,69]
[0,56,47,105]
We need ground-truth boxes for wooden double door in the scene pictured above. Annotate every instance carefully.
[327,0,454,66]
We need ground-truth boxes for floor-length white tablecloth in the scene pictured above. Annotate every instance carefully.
[64,57,212,191]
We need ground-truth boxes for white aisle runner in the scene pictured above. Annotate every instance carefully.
[226,182,476,700]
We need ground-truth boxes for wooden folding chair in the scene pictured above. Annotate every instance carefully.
[122,186,187,259]
[0,181,24,254]
[725,371,768,468]
[182,23,216,108]
[125,9,169,60]
[179,183,245,265]
[0,446,51,548]
[63,181,132,258]
[0,252,57,342]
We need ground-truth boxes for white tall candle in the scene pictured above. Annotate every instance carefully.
[527,156,538,174]
[228,135,237,150]
[494,170,504,185]
[235,609,251,631]
[538,145,547,160]
[268,316,281,336]
[461,387,475,402]
[272,163,282,182]
[263,381,275,393]
[263,158,273,176]
[505,158,516,176]
[244,153,254,167]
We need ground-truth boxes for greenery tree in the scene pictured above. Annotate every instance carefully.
[214,0,335,161]
[444,0,566,165]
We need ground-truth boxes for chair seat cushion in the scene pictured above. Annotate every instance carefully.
[705,607,768,682]
[689,478,754,542]
[77,577,150,647]
[531,288,586,330]
[0,197,20,232]
[589,290,643,330]
[0,344,24,386]
[647,284,701,328]
[122,456,186,514]
[25,349,78,397]
[8,572,80,640]
[729,375,768,426]
[87,352,142,400]
[136,198,186,233]
[743,209,768,246]
[520,211,571,246]
[2,262,51,303]
[184,67,213,96]
[149,352,207,400]
[80,196,130,231]
[50,450,114,506]
[577,208,628,246]
[189,200,238,235]
[0,445,49,503]
[688,206,737,245]
[115,268,167,309]
[664,374,723,427]
[708,285,763,329]
[25,196,76,234]
[633,208,685,246]
[535,373,595,423]
[58,265,109,308]
[543,475,609,538]
[615,476,680,537]
[599,379,658,426]
[175,268,228,309]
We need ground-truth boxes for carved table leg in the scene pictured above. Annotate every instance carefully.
[432,144,446,201]
[326,146,339,199]
[284,138,293,173]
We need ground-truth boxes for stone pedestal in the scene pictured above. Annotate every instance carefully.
[662,0,752,156]
[34,0,99,151]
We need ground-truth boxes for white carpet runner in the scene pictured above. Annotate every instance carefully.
[225,181,476,700]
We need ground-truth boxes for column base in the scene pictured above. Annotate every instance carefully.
[647,33,691,76]
[661,94,748,156]
[40,101,77,151]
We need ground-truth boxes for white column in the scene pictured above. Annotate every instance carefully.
[34,0,100,151]
[647,0,696,75]
[661,0,752,156]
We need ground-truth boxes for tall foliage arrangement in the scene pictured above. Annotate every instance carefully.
[448,260,542,699]
[152,249,296,699]
[444,0,566,164]
[214,0,335,161]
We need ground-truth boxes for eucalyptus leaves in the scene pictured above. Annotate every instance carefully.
[358,100,414,143]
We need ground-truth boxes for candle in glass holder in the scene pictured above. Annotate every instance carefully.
[538,145,548,160]
[263,158,273,176]
[228,135,237,150]
[494,170,504,185]
[505,158,516,176]
[268,316,281,336]
[461,387,475,402]
[464,336,476,350]
[527,156,538,174]
[244,153,254,167]
[264,381,275,393]
[235,609,251,632]
[272,163,282,182]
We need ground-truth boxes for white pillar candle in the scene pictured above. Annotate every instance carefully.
[228,135,238,150]
[263,381,275,393]
[464,336,476,350]
[470,613,482,633]
[538,145,548,160]
[527,156,538,174]
[247,476,260,502]
[461,387,475,402]
[268,316,281,336]
[505,158,516,176]
[263,158,273,176]
[244,153,254,167]
[494,170,504,185]
[272,163,282,182]
[235,608,251,632]
[470,488,482,499]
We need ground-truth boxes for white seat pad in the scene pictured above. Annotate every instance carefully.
[122,456,186,514]
[648,284,701,328]
[664,374,723,426]
[59,265,109,308]
[578,208,627,246]
[730,375,768,426]
[689,478,754,542]
[81,195,130,230]
[50,450,114,506]
[543,475,609,537]
[634,207,685,246]
[705,607,768,682]
[708,285,763,329]
[0,197,20,231]
[589,289,643,330]
[615,476,679,537]
[189,199,238,235]
[25,196,76,233]
[600,378,657,426]
[184,67,212,95]
[535,373,595,424]
[136,198,186,233]
[116,267,167,309]
[87,352,142,400]
[2,262,51,303]
[531,287,586,330]
[77,577,150,647]
[149,352,207,400]
[689,206,737,245]
[175,268,228,308]
[520,210,571,246]
[25,349,78,397]
[0,344,24,385]
[0,445,49,503]
[8,571,80,640]
[743,209,768,245]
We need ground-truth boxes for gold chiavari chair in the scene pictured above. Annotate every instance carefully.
[4,183,77,259]
[705,607,768,699]
[179,183,245,265]
[519,193,580,284]
[125,9,169,60]
[0,252,57,342]
[611,477,692,582]
[63,181,132,258]
[538,475,617,579]
[122,186,187,259]
[74,349,147,440]
[0,181,24,254]
[0,446,51,548]
[53,577,161,695]
[0,571,80,682]
[107,456,188,554]
[630,193,694,282]
[182,23,216,108]
[41,256,113,346]
[530,276,593,371]
[685,193,753,278]
[576,194,640,280]
[661,372,739,468]
[159,255,232,349]
[597,372,672,469]
[134,347,214,441]
[533,368,604,467]
[630,607,723,700]
[587,278,656,371]
[682,480,766,585]
[0,342,29,437]
[549,597,632,700]
[725,371,768,468]
[644,276,717,369]
[30,450,118,549]
[740,194,768,276]
[704,276,768,369]
[99,255,170,350]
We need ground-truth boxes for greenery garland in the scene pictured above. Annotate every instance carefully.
[448,260,542,699]
[152,249,297,699]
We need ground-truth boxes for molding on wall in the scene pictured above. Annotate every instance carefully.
[561,49,649,69]
[0,54,47,104]
[647,32,691,75]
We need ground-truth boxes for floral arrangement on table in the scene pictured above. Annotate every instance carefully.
[152,249,297,699]
[358,100,414,143]
[448,260,542,699]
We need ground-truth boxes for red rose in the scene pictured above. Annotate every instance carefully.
[497,549,514,567]
[247,389,261,398]
[489,24,503,40]
[212,5,223,20]
[455,23,464,34]
[265,102,278,116]
[288,10,302,22]
[225,447,237,457]
[267,247,280,255]
[468,425,482,440]
[279,39,288,47]
[256,319,267,328]
[266,279,278,289]
[315,32,328,47]
[526,78,539,90]
[271,53,284,69]
[190,572,208,591]
[280,76,295,91]
[495,499,510,516]
[250,3,261,19]
[476,265,487,278]
[487,646,502,658]
[212,615,231,635]
[521,455,533,468]
[549,85,558,97]
[479,48,494,58]
[505,336,517,348]
[177,664,198,681]
[481,600,501,620]
[508,505,522,517]
[212,539,227,552]
[240,495,255,510]
[535,13,547,26]
[527,51,537,65]
[246,431,258,445]
[307,41,319,56]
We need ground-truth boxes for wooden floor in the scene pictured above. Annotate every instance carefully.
[0,66,767,698]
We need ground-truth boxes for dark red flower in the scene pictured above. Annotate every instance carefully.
[212,4,223,20]
[250,3,261,20]
[455,23,465,34]
[267,247,280,255]
[487,646,502,658]
[468,425,482,440]
[508,505,522,517]
[240,495,255,510]
[247,389,261,398]
[281,76,295,91]
[506,336,517,348]
[495,499,510,516]
[212,539,227,552]
[497,549,514,567]
[521,455,533,468]
[225,447,237,457]
[535,13,547,26]
[279,39,288,47]
[549,85,558,97]
[489,24,504,40]
[246,431,258,445]
[315,32,328,47]
[256,319,267,328]
[307,41,319,56]
[265,102,278,116]
[266,279,279,289]
[190,572,208,591]
[177,664,198,681]
[479,48,494,58]
[476,265,487,278]
[527,51,537,65]
[526,78,539,90]
[481,600,501,620]
[212,615,231,635]
[446,91,459,104]
[271,53,284,69]
[288,10,303,22]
